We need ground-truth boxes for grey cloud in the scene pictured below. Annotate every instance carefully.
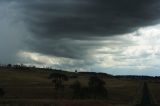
[25,38,106,59]
[17,0,160,60]
[20,0,160,39]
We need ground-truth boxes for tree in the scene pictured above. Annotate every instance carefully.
[88,76,108,99]
[48,73,68,98]
[7,64,12,68]
[70,76,108,99]
[75,70,78,73]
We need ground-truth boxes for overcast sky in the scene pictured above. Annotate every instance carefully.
[1,0,160,76]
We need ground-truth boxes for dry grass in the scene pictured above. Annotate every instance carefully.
[0,99,130,106]
[148,82,160,105]
[0,69,147,106]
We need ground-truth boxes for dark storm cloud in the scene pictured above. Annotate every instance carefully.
[16,0,160,59]
[17,0,160,59]
[21,0,160,39]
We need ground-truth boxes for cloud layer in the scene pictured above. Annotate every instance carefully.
[21,0,160,39]
[19,0,160,58]
[1,0,160,75]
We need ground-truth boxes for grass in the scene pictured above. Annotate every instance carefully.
[0,69,159,106]
[148,82,160,105]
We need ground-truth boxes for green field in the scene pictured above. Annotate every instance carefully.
[0,68,159,106]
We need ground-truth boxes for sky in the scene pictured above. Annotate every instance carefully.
[1,0,160,76]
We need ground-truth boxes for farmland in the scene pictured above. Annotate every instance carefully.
[0,67,159,106]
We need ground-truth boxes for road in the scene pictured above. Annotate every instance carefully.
[135,82,155,106]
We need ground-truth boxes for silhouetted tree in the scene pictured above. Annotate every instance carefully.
[48,73,68,98]
[88,76,108,99]
[7,64,12,68]
[75,70,77,73]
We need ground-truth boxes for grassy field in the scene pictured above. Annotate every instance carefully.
[0,68,159,106]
